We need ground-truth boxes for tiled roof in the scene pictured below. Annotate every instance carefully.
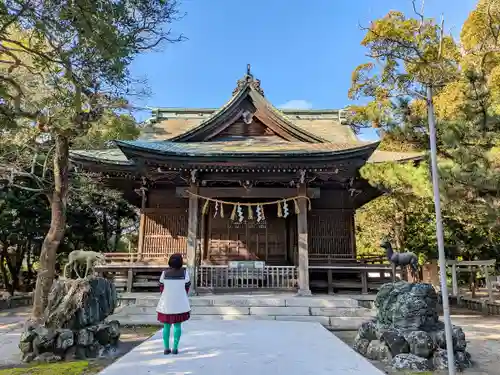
[367,150,424,163]
[70,149,133,165]
[116,139,376,156]
[70,147,423,165]
[141,109,355,143]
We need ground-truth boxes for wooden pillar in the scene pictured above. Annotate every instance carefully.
[296,184,311,296]
[187,184,199,295]
[485,265,494,302]
[136,182,148,260]
[126,268,134,293]
[361,271,368,294]
[451,264,458,297]
[422,260,439,288]
[327,270,333,295]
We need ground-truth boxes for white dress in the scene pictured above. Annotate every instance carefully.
[156,268,191,316]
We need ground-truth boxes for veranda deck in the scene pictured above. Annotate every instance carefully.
[96,253,396,294]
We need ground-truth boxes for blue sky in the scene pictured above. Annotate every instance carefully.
[130,0,477,140]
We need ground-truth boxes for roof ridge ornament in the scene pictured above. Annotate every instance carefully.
[232,64,265,96]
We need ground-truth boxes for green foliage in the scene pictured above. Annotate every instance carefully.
[0,1,180,309]
[352,1,500,267]
[356,161,438,261]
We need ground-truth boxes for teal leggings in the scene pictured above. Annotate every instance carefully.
[162,323,182,350]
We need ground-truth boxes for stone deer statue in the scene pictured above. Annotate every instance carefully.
[63,250,106,279]
[380,240,420,282]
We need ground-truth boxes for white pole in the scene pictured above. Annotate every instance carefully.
[427,85,456,375]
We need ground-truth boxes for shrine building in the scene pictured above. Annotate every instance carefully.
[70,66,421,294]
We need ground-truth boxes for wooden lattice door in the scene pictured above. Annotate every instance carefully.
[207,215,287,264]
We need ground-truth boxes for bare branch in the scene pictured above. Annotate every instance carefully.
[438,15,445,60]
[412,0,425,30]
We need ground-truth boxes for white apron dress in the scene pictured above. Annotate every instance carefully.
[156,268,191,324]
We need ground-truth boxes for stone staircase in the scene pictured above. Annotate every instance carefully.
[111,294,374,330]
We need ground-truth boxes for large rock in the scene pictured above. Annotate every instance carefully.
[352,335,370,356]
[44,277,117,330]
[353,280,471,372]
[391,353,432,371]
[380,330,409,357]
[55,329,74,352]
[20,277,120,363]
[365,340,392,362]
[434,326,467,351]
[357,320,378,341]
[375,281,439,330]
[433,348,472,371]
[404,331,434,358]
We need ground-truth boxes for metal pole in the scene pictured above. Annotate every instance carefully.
[427,85,456,375]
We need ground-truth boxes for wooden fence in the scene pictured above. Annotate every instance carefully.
[197,265,298,290]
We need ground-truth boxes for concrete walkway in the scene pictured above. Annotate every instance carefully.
[0,307,31,366]
[98,320,385,375]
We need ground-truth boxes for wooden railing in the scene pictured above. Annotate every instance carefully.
[308,254,387,265]
[103,253,138,263]
[102,252,166,264]
[196,265,298,290]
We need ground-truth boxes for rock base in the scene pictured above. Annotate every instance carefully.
[19,320,121,363]
[353,281,472,371]
[19,277,120,363]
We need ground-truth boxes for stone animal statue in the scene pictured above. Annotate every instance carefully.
[63,250,106,279]
[380,240,420,282]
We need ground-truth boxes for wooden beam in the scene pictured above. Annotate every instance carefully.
[451,264,459,297]
[446,259,496,267]
[126,269,134,293]
[485,265,494,302]
[137,186,148,258]
[200,172,297,182]
[187,184,199,295]
[176,187,320,199]
[296,184,311,296]
[361,271,368,294]
[137,212,146,257]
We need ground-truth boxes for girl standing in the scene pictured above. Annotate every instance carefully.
[156,253,191,355]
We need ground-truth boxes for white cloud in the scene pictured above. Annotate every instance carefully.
[278,100,313,110]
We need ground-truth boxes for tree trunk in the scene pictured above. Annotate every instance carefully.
[26,246,33,287]
[31,135,69,321]
[5,253,22,293]
[0,252,14,296]
[113,216,121,252]
[102,213,109,252]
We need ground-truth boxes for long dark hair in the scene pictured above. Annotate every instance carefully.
[168,253,183,270]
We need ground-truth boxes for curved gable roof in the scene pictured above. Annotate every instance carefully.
[167,77,328,143]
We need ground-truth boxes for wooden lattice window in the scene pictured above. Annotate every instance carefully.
[308,209,354,259]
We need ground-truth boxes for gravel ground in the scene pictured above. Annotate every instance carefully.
[0,307,157,371]
[2,306,500,374]
[334,307,500,375]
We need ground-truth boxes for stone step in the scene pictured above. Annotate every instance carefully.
[113,294,373,330]
[130,296,360,308]
[115,305,374,318]
[110,312,370,330]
